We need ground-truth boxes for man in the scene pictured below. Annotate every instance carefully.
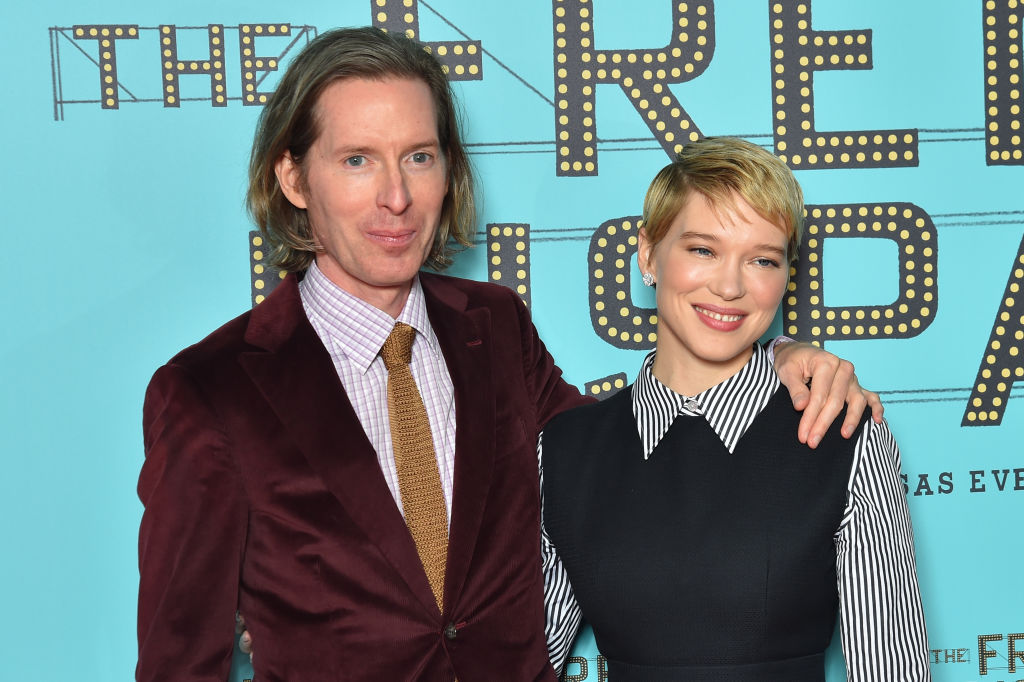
[138,27,879,681]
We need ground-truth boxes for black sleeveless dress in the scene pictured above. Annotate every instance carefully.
[542,386,865,682]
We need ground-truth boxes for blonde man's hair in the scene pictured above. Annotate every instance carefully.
[641,136,804,261]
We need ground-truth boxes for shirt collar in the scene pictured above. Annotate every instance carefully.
[299,260,441,373]
[631,344,780,459]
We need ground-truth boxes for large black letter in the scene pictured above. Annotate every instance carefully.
[372,0,483,81]
[486,223,532,308]
[588,216,656,349]
[159,24,228,108]
[238,24,292,107]
[553,0,715,176]
[962,233,1024,426]
[983,0,1024,164]
[72,24,139,109]
[784,203,938,346]
[978,633,1003,675]
[769,1,918,169]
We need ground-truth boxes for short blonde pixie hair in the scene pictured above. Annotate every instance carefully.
[641,137,804,262]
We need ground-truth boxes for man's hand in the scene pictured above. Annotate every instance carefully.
[773,341,883,448]
[236,612,253,664]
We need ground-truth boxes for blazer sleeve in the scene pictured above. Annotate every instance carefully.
[137,363,248,682]
[510,290,591,428]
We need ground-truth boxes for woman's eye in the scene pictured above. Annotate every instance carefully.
[411,152,431,164]
[691,247,713,257]
[754,257,780,268]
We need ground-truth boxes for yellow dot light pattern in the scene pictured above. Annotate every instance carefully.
[486,223,532,308]
[962,234,1024,426]
[769,2,918,169]
[983,1,1024,165]
[783,203,937,347]
[71,25,139,110]
[1007,634,1024,674]
[978,634,1007,676]
[589,216,656,350]
[239,24,291,107]
[373,1,483,81]
[585,372,628,400]
[250,231,286,307]
[160,25,228,108]
[553,0,715,177]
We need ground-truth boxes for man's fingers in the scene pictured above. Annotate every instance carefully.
[787,381,811,412]
[778,342,885,444]
[839,385,868,438]
[793,355,836,444]
[800,358,854,447]
[865,389,884,423]
[239,630,253,655]
[775,343,838,441]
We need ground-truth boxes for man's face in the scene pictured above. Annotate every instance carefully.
[276,77,449,316]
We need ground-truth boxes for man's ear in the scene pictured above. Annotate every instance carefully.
[637,227,655,282]
[274,152,308,209]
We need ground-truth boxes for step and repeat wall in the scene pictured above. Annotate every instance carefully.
[3,1,1021,680]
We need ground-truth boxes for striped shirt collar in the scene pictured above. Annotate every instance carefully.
[299,260,441,374]
[631,344,780,459]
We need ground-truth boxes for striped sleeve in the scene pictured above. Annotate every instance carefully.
[537,433,584,676]
[835,418,931,681]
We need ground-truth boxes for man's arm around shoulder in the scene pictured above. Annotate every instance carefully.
[501,286,592,428]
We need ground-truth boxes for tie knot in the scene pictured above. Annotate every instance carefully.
[381,322,416,370]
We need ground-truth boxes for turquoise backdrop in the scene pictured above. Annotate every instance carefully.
[2,1,1022,680]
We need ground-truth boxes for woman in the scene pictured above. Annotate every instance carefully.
[540,137,930,681]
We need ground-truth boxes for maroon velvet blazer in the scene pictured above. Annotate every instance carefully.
[137,272,588,681]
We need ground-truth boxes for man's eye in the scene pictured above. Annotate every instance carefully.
[411,152,433,164]
[344,156,365,167]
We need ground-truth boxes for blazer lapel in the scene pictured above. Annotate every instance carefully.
[238,275,440,617]
[422,275,497,611]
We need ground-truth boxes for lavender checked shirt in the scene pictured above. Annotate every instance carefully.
[299,261,457,525]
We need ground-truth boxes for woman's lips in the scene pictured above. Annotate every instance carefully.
[693,304,745,331]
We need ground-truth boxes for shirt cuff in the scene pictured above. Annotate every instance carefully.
[766,335,795,365]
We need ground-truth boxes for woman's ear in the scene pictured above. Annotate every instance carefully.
[637,227,655,283]
[275,152,308,209]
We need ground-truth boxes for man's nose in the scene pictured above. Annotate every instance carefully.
[377,164,412,214]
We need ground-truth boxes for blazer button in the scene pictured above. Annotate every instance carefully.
[444,623,458,640]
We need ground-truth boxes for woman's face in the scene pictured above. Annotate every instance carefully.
[638,190,790,385]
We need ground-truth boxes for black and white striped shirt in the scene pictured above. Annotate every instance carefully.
[539,345,931,681]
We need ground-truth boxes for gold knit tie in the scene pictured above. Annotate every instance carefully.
[381,322,448,612]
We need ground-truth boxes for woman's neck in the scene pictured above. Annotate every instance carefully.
[650,343,755,397]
